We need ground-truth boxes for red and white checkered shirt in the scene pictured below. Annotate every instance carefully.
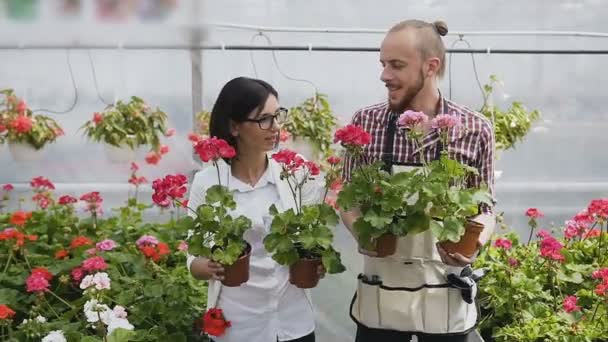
[342,95,495,212]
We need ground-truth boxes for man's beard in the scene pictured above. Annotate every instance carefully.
[388,69,425,113]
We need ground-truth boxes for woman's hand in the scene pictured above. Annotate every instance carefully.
[191,257,225,281]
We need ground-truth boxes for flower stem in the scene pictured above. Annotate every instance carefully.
[2,251,12,275]
[47,290,74,309]
[596,221,605,260]
[22,250,33,271]
[590,300,601,322]
[526,221,536,245]
[43,295,61,319]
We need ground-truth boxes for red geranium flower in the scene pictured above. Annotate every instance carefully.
[151,174,188,207]
[201,308,231,337]
[10,115,33,133]
[193,137,237,162]
[71,236,94,249]
[58,195,78,205]
[333,124,372,147]
[525,208,544,219]
[30,176,55,190]
[0,304,16,320]
[10,211,32,226]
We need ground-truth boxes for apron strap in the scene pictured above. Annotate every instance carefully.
[381,113,397,174]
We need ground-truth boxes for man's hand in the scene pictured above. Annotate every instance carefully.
[436,243,478,267]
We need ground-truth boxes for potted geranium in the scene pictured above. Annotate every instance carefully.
[0,89,64,161]
[284,93,337,161]
[155,137,252,287]
[263,149,345,288]
[334,124,405,257]
[81,96,170,163]
[392,111,493,257]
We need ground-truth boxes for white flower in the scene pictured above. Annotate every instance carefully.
[41,330,67,342]
[92,272,111,290]
[20,318,29,325]
[106,317,134,336]
[80,274,94,290]
[83,299,112,324]
[113,305,128,319]
[80,272,111,291]
[35,315,47,323]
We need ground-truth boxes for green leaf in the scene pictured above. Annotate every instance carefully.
[556,270,583,284]
[364,209,393,228]
[321,248,346,274]
[107,328,136,342]
[144,284,164,297]
[272,249,299,266]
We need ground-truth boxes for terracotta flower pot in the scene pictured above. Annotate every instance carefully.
[289,257,322,289]
[371,233,397,258]
[220,243,251,287]
[439,220,484,258]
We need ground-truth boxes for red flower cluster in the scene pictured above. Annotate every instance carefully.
[58,195,78,205]
[327,156,341,165]
[193,137,237,162]
[55,249,69,260]
[539,235,564,262]
[272,149,320,176]
[139,242,170,262]
[152,174,188,207]
[201,308,232,337]
[592,268,608,297]
[333,124,372,147]
[562,295,580,313]
[32,193,52,209]
[30,176,55,190]
[10,211,32,226]
[71,236,94,249]
[80,192,103,214]
[128,162,148,186]
[587,198,608,220]
[525,208,544,219]
[10,115,33,133]
[81,256,108,272]
[493,238,512,250]
[145,151,162,165]
[0,304,16,320]
[129,175,148,186]
[2,184,14,192]
[26,267,53,293]
[0,228,38,247]
[92,112,103,125]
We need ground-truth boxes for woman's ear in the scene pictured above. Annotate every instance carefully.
[230,120,239,137]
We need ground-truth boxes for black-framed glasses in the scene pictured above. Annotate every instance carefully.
[243,107,288,130]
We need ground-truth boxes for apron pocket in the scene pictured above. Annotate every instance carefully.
[353,274,381,327]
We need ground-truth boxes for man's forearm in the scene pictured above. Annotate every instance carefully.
[340,208,362,239]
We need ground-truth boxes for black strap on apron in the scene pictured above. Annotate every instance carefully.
[381,113,443,174]
[381,113,398,174]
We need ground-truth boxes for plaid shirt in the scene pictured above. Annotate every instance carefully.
[342,95,495,212]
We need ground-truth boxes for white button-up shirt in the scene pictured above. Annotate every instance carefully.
[187,162,315,342]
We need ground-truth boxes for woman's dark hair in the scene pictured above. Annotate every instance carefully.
[209,77,278,149]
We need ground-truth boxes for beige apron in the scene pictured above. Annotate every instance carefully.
[349,164,478,335]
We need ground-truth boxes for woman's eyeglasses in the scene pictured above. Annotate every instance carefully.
[243,107,288,130]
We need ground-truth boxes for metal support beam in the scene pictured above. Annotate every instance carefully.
[2,44,608,54]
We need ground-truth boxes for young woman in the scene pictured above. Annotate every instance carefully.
[187,77,324,342]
